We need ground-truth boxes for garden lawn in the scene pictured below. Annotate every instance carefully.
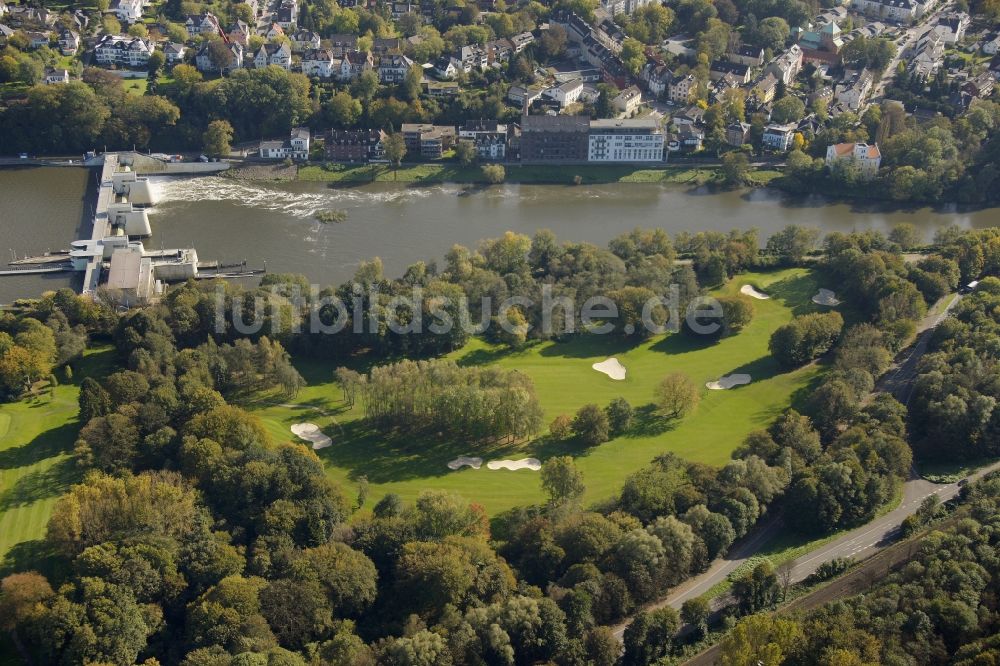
[0,346,114,572]
[297,163,734,186]
[249,268,825,515]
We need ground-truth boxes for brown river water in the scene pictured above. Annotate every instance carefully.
[1,166,997,303]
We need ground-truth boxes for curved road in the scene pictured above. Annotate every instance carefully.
[612,294,967,640]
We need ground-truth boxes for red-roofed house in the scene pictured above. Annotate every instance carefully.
[825,142,881,180]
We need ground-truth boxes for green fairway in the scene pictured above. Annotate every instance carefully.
[0,346,114,572]
[249,268,825,515]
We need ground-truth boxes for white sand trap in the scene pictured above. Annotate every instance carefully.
[447,456,483,470]
[740,284,770,300]
[706,373,752,390]
[812,289,841,306]
[291,423,332,450]
[487,458,542,471]
[592,357,626,381]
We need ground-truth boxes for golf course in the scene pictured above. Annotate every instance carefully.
[0,267,830,568]
[0,347,114,569]
[248,267,827,514]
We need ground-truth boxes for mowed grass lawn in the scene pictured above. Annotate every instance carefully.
[250,268,826,515]
[0,346,115,571]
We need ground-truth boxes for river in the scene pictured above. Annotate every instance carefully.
[1,166,997,303]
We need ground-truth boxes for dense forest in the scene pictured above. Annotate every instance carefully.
[0,225,997,664]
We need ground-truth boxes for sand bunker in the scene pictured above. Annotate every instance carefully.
[447,456,483,470]
[740,284,770,300]
[812,289,841,306]
[291,423,332,450]
[592,357,626,381]
[706,373,752,390]
[487,458,542,471]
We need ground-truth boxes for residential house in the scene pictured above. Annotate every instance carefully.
[909,31,944,77]
[601,0,656,15]
[510,31,534,52]
[57,29,79,55]
[544,79,584,108]
[672,105,705,126]
[301,48,337,78]
[727,44,765,67]
[252,42,291,70]
[934,11,969,44]
[0,1,6,17]
[667,74,694,104]
[264,23,285,40]
[725,121,751,147]
[227,20,252,46]
[276,0,297,29]
[641,63,673,97]
[752,73,779,105]
[433,56,458,79]
[962,72,995,98]
[185,12,220,35]
[674,124,704,152]
[110,0,144,24]
[519,114,590,163]
[588,118,664,162]
[325,129,386,162]
[982,33,1000,56]
[162,42,185,65]
[852,0,919,23]
[764,45,803,85]
[290,29,321,51]
[453,45,486,72]
[372,37,402,55]
[195,41,243,73]
[0,24,12,43]
[73,6,89,29]
[378,53,414,83]
[472,132,508,160]
[401,123,456,158]
[710,60,751,84]
[94,34,155,68]
[825,141,881,179]
[26,31,50,49]
[484,38,513,69]
[43,67,70,84]
[507,84,544,107]
[762,123,797,151]
[424,80,460,97]
[339,49,373,80]
[612,85,643,115]
[991,55,1000,79]
[835,68,873,110]
[8,5,56,26]
[549,10,629,87]
[260,127,310,159]
[459,119,508,140]
[328,34,358,56]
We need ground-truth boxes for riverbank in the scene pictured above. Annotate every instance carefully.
[295,162,783,187]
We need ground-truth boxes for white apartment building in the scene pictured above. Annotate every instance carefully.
[588,118,664,163]
[94,34,155,68]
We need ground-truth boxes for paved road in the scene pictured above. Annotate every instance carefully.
[681,459,1000,665]
[611,294,962,640]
